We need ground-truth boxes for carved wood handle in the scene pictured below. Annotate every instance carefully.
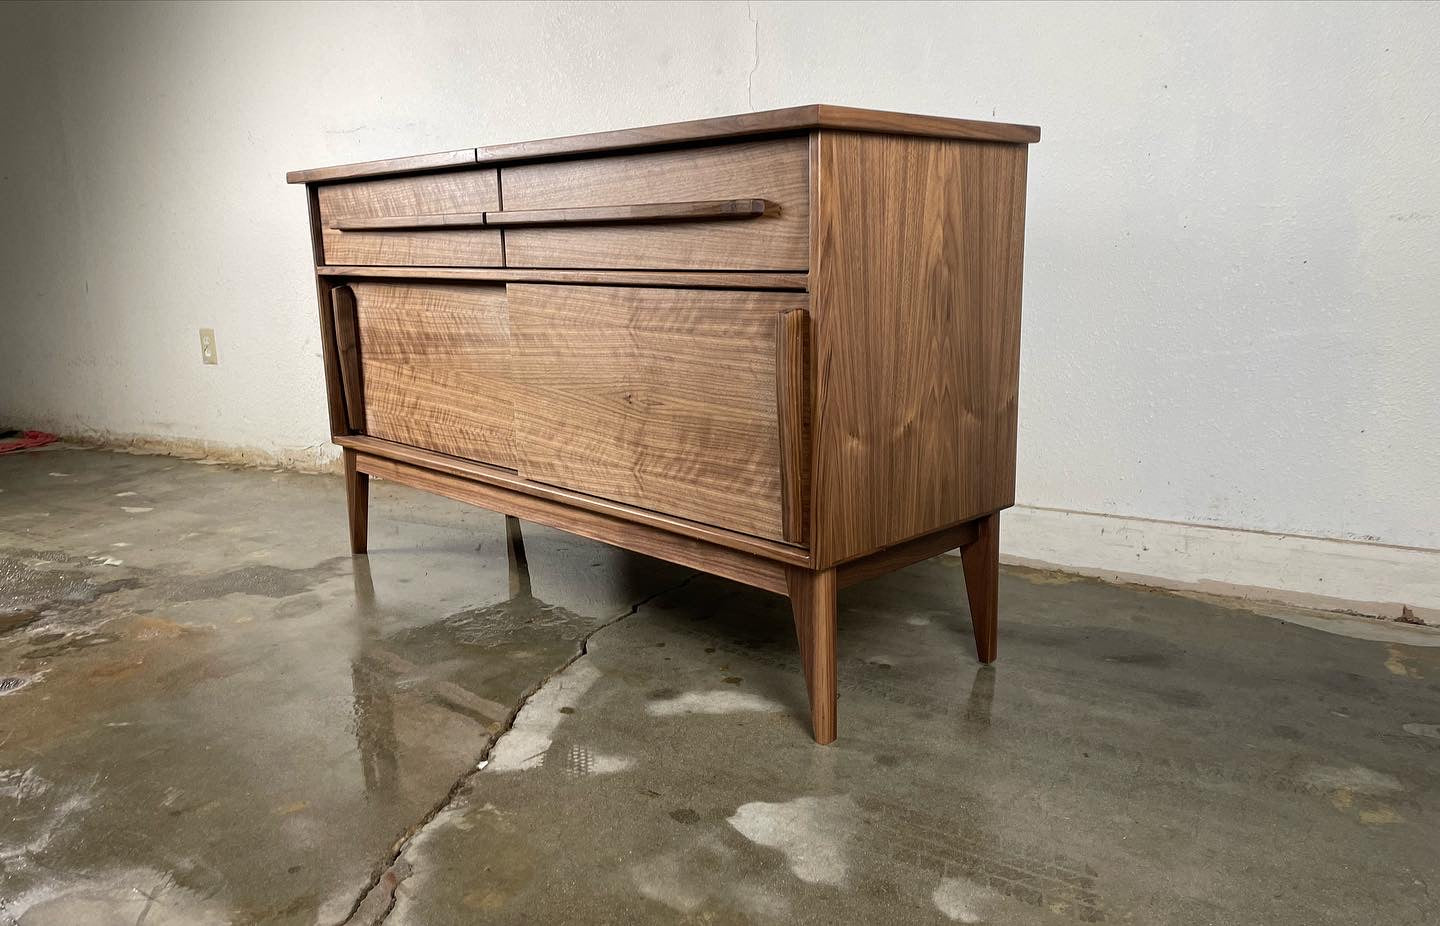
[483,199,776,227]
[329,199,775,232]
[330,285,365,433]
[775,308,811,545]
[329,213,488,232]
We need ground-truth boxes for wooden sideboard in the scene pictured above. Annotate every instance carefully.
[287,105,1039,744]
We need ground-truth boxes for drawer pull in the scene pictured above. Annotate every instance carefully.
[484,199,776,227]
[776,307,811,544]
[329,199,774,232]
[330,285,365,433]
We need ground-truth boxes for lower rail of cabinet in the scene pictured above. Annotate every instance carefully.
[341,446,1001,745]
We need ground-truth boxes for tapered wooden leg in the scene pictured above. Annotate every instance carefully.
[959,511,1000,663]
[343,448,369,555]
[786,566,838,745]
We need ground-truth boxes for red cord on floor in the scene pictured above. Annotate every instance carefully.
[0,430,58,454]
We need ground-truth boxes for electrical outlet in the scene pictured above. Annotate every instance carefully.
[199,328,218,365]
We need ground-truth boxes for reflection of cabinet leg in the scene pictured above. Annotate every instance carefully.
[786,566,838,745]
[344,448,369,555]
[505,515,531,599]
[960,511,999,663]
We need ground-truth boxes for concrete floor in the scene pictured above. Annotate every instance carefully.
[1,449,1437,925]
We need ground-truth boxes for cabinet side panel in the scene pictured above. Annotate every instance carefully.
[810,131,1027,568]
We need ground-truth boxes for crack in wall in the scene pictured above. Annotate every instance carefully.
[746,0,759,111]
[333,571,699,926]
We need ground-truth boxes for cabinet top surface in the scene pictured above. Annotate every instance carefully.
[285,104,1041,184]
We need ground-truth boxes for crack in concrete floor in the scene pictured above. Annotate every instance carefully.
[336,573,700,926]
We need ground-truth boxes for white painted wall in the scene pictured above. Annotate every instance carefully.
[2,2,1437,601]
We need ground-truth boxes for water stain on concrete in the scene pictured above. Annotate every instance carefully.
[932,873,1003,923]
[1384,644,1424,679]
[0,551,142,619]
[159,558,350,602]
[647,689,785,716]
[728,795,857,887]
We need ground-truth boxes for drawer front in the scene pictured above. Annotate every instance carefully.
[318,171,503,267]
[345,282,517,467]
[500,138,809,271]
[509,285,808,541]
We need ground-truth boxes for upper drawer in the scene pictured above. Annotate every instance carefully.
[500,137,809,271]
[318,171,503,267]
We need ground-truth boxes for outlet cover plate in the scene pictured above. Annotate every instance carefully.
[199,328,218,365]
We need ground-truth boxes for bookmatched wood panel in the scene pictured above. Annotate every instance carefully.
[509,284,806,541]
[319,170,502,266]
[351,282,517,468]
[502,138,809,271]
[809,131,1027,568]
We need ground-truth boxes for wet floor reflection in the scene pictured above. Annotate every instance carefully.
[348,516,556,797]
[351,556,399,799]
[963,664,996,728]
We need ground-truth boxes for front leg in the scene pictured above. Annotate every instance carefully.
[343,448,369,555]
[959,511,1000,663]
[785,566,838,745]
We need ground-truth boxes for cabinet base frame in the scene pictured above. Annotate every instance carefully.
[345,448,1002,745]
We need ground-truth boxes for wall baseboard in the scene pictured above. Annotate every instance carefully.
[37,434,1439,624]
[58,429,341,475]
[986,505,1439,623]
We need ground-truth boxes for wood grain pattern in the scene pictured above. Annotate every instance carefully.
[809,131,1028,568]
[288,148,475,184]
[835,520,980,590]
[319,171,502,266]
[334,434,811,566]
[344,448,369,555]
[502,138,809,271]
[350,282,517,468]
[333,200,773,231]
[488,198,775,226]
[786,566,837,745]
[356,453,790,594]
[309,187,348,438]
[318,266,810,291]
[286,105,1039,184]
[509,284,804,541]
[330,285,364,432]
[775,308,811,544]
[959,511,1000,663]
[330,212,489,231]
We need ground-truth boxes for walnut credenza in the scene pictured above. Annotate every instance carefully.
[287,105,1038,744]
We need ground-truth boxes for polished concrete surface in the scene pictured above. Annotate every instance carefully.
[2,449,1438,925]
